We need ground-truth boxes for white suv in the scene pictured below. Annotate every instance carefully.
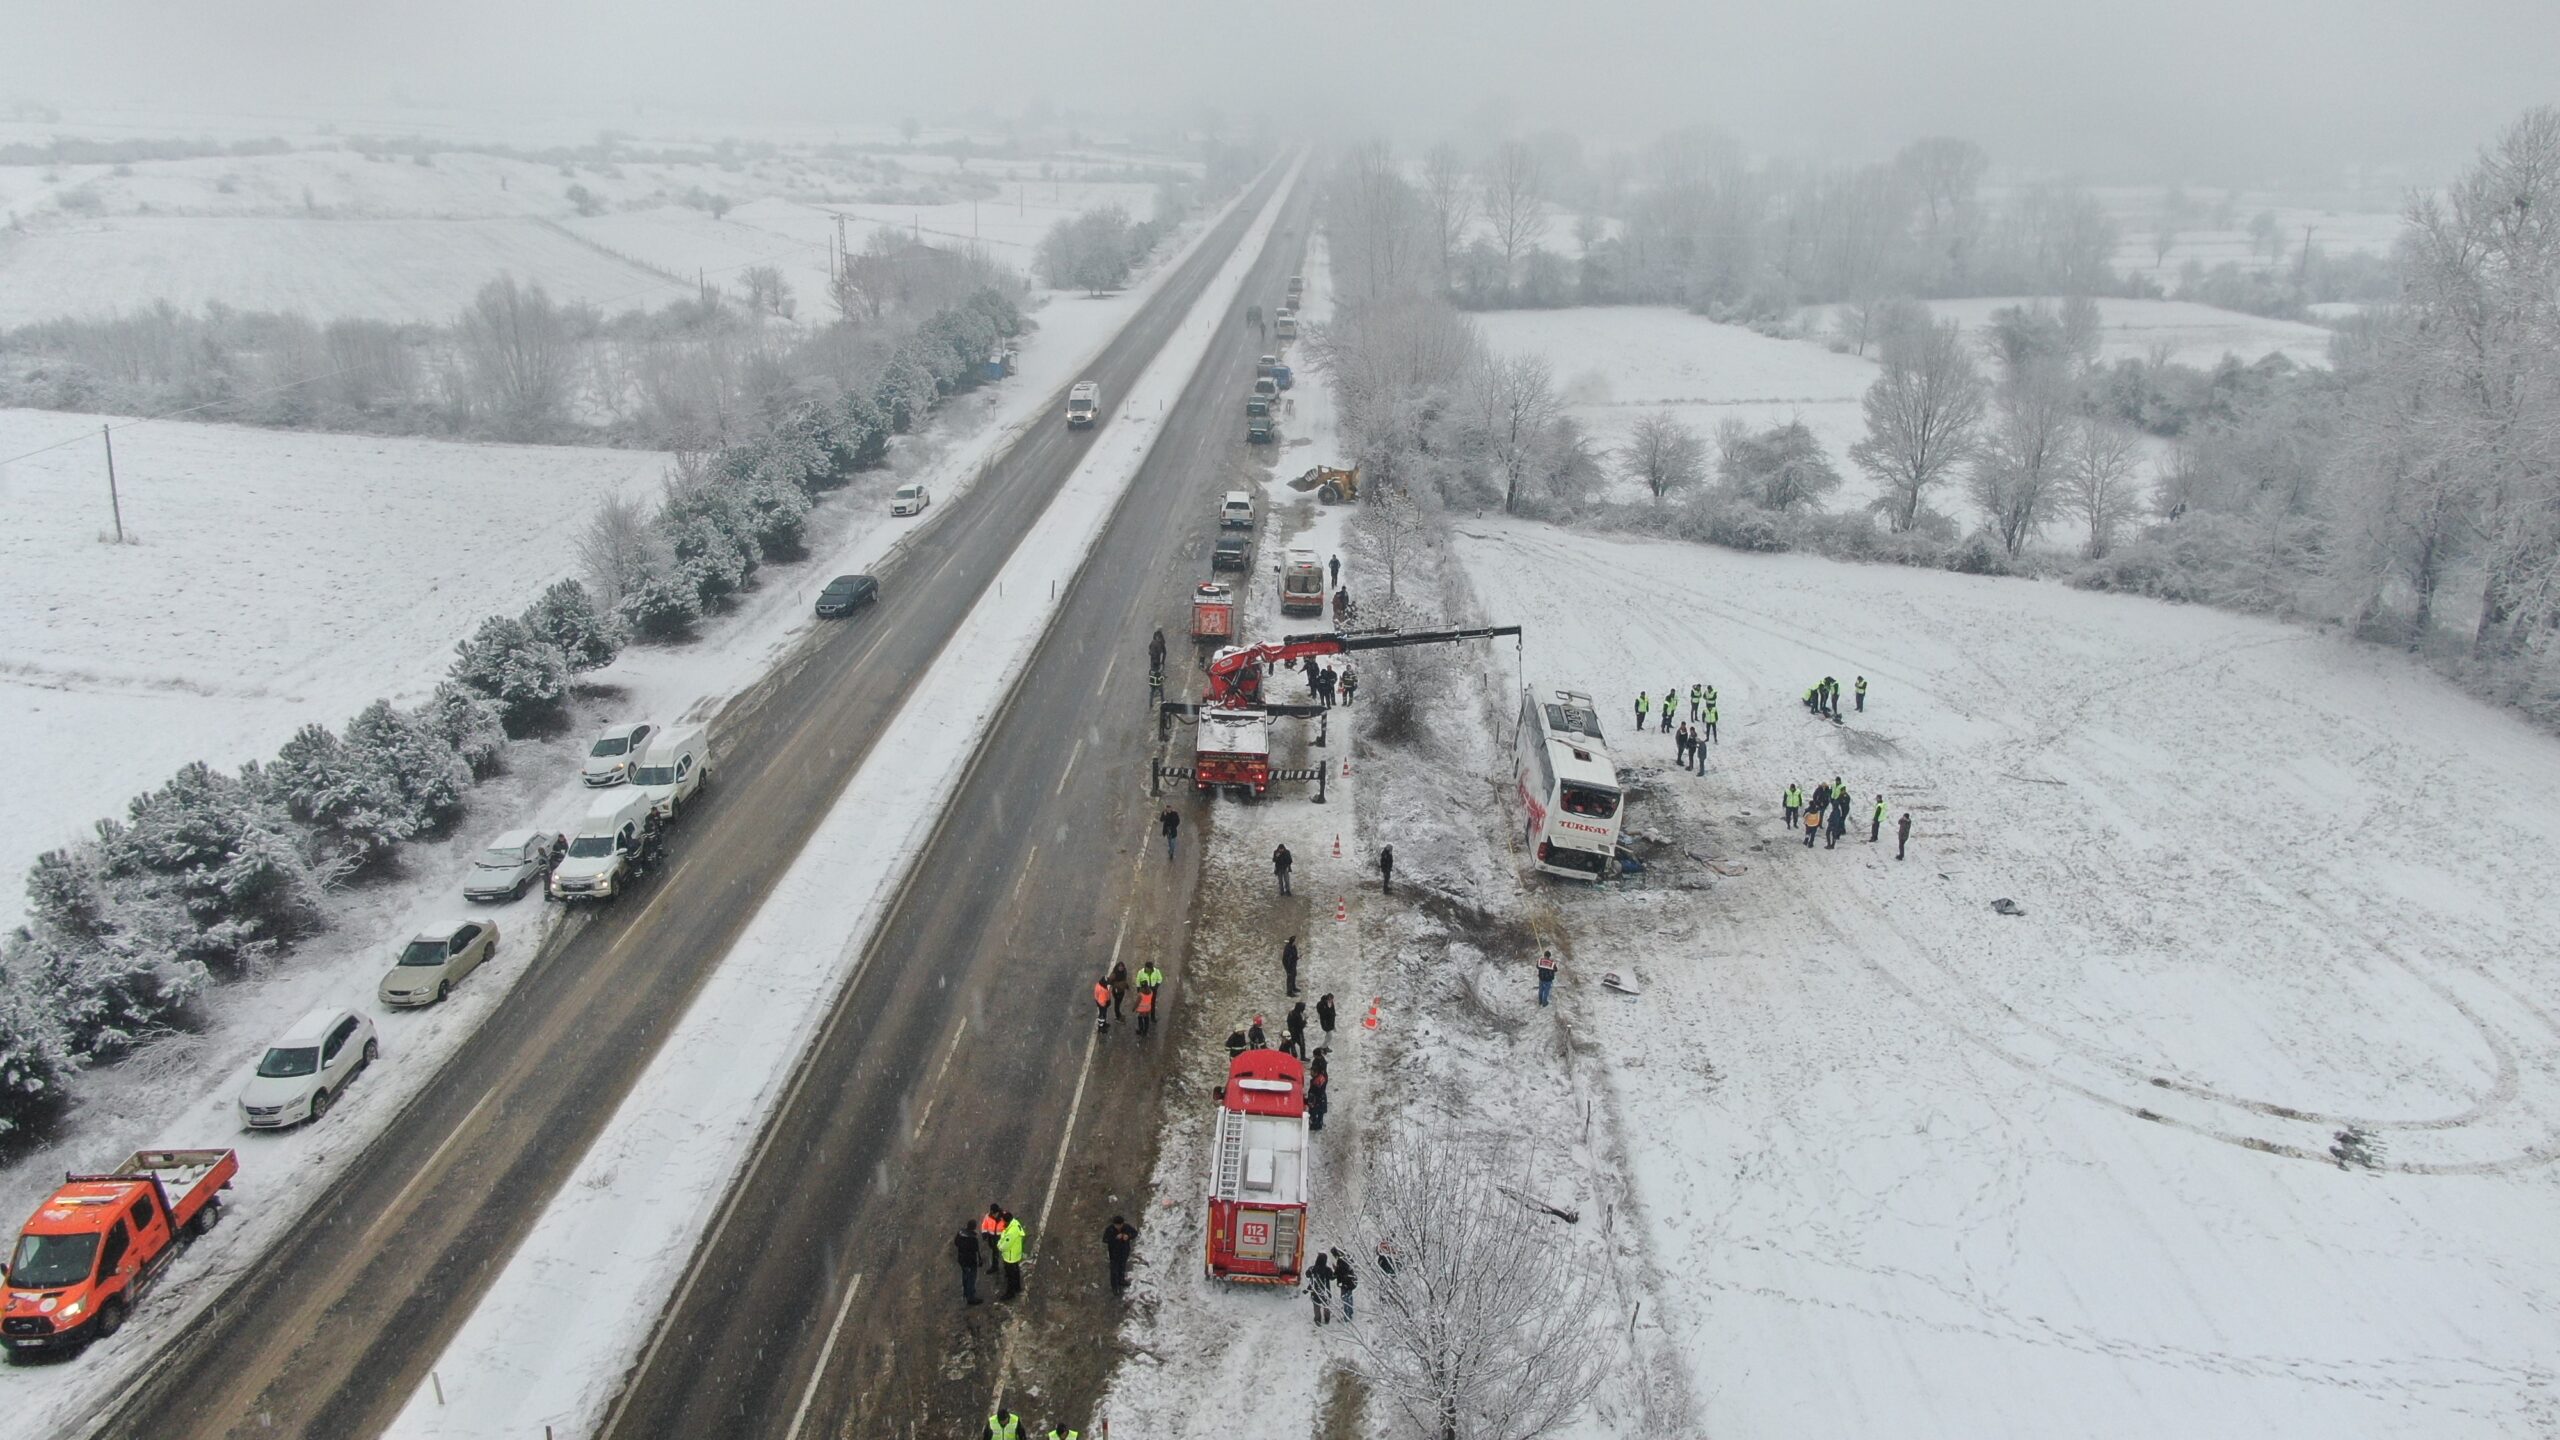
[238,1007,377,1128]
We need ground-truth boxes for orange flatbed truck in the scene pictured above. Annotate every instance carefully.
[3,1148,237,1357]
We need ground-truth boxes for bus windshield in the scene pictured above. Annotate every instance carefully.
[1560,783,1619,818]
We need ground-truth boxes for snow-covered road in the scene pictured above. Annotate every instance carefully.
[1452,518,2560,1439]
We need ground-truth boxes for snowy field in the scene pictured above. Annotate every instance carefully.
[1475,305,1883,510]
[0,414,664,923]
[1912,295,2340,370]
[1448,517,2560,1440]
[0,136,1181,324]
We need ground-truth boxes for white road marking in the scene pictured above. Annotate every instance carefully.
[910,1015,971,1140]
[1053,737,1085,796]
[991,1021,1102,1406]
[780,1272,864,1440]
[355,1089,495,1255]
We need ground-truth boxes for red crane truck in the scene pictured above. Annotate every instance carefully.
[2,1148,237,1357]
[1205,1050,1309,1284]
[1187,625,1522,796]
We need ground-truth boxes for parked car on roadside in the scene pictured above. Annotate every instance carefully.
[581,722,656,787]
[629,724,709,820]
[238,1007,377,1129]
[1212,534,1251,571]
[816,574,880,617]
[462,830,558,903]
[891,483,931,516]
[378,921,498,1008]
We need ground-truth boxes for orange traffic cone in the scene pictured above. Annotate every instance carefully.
[1335,897,1349,922]
[1331,833,1342,858]
[1362,999,1381,1030]
[1342,756,1354,778]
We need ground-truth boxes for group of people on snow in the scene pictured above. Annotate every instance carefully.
[1782,776,1910,858]
[1802,674,1867,719]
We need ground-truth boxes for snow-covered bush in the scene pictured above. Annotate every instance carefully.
[521,578,624,673]
[448,615,572,735]
[344,699,471,835]
[253,721,416,869]
[423,681,509,777]
[98,762,325,977]
[617,571,705,642]
[0,966,73,1143]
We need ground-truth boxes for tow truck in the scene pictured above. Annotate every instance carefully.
[4,1149,237,1356]
[1158,624,1522,798]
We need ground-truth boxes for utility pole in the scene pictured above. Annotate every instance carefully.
[102,424,125,544]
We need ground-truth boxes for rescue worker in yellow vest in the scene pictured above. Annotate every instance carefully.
[1689,683,1702,721]
[1702,703,1718,744]
[1856,675,1869,712]
[1634,691,1649,730]
[985,1408,1022,1439]
[1046,1427,1079,1440]
[1871,795,1887,843]
[999,1214,1027,1299]
[1783,783,1802,828]
[1704,683,1717,710]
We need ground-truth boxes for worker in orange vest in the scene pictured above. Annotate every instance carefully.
[1093,975,1112,1033]
[1135,985,1157,1037]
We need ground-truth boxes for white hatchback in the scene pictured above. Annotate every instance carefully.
[582,721,656,787]
[238,1007,377,1129]
[891,483,931,516]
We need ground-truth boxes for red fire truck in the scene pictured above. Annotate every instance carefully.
[1204,1050,1309,1284]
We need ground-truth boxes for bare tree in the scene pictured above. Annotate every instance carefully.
[1852,315,1988,532]
[2150,184,2190,268]
[1481,140,1549,287]
[1471,354,1560,514]
[1361,479,1429,603]
[1352,1137,1606,1440]
[739,264,794,319]
[457,275,578,439]
[2248,209,2285,267]
[1719,417,1843,512]
[577,492,669,610]
[1970,356,2076,555]
[1619,411,1707,503]
[2059,419,2147,559]
[1421,143,1476,283]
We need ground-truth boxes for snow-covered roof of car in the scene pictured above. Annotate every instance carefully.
[274,1005,348,1046]
[486,828,539,850]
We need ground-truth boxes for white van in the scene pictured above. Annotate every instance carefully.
[1280,548,1325,616]
[1220,491,1255,530]
[549,790,656,901]
[1066,380,1100,428]
[630,724,709,820]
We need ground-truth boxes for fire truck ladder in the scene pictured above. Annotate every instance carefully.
[1214,1110,1247,1195]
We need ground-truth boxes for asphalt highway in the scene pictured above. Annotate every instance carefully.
[592,185,1316,1440]
[76,163,1296,1440]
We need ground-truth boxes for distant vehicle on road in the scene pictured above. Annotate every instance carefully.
[891,483,931,516]
[463,829,557,903]
[815,574,880,617]
[1221,491,1256,529]
[1066,380,1100,428]
[582,722,657,787]
[630,723,709,820]
[238,1007,377,1129]
[1212,534,1251,571]
[3,1149,237,1357]
[1274,309,1298,340]
[1253,377,1279,403]
[379,921,498,1007]
[1247,411,1276,445]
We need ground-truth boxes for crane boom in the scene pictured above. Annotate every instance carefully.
[1205,625,1522,705]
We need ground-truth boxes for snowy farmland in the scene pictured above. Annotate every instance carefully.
[1447,516,2560,1440]
[0,138,1180,325]
[0,412,664,924]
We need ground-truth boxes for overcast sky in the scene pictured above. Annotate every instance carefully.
[7,0,2554,182]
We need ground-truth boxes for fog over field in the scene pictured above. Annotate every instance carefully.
[8,0,2558,177]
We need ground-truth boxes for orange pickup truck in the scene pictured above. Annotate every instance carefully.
[2,1148,237,1357]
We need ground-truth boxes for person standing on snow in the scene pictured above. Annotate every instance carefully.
[1135,961,1164,998]
[1281,936,1300,996]
[1660,692,1674,732]
[998,1212,1027,1299]
[1703,702,1718,745]
[1306,1251,1336,1325]
[1689,683,1703,721]
[1804,807,1822,847]
[1855,675,1868,712]
[1378,844,1395,896]
[1307,1067,1330,1131]
[1107,960,1130,1020]
[1285,999,1307,1052]
[1897,810,1913,861]
[1093,974,1113,1032]
[1826,793,1849,849]
[1810,780,1833,816]
[1135,985,1157,1036]
[955,1224,985,1305]
[1329,554,1341,587]
[1103,1215,1139,1293]
[1273,842,1294,896]
[1675,723,1691,768]
[1225,1026,1249,1060]
[1536,948,1559,1007]
[1331,1248,1358,1320]
[1634,692,1649,731]
[1316,992,1337,1041]
[1784,783,1803,829]
[1870,795,1887,843]
[985,1407,1023,1440]
[1157,806,1181,861]
[1340,667,1357,706]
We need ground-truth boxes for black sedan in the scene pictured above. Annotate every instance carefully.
[816,574,880,616]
